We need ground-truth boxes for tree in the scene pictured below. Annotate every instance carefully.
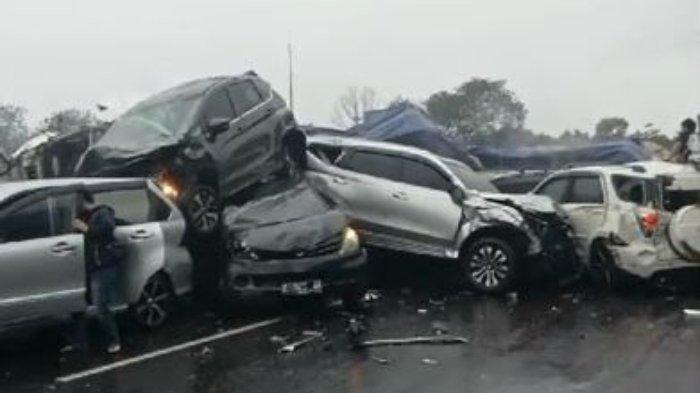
[425,78,527,139]
[0,104,30,153]
[38,109,100,135]
[594,117,629,140]
[558,129,590,145]
[332,86,379,128]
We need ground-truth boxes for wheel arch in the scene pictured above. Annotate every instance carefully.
[459,225,531,260]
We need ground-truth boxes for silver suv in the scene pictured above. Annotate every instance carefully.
[0,178,192,333]
[306,135,576,293]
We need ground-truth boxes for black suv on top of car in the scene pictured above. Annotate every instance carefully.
[76,71,303,236]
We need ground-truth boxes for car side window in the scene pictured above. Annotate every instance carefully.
[202,89,235,121]
[337,151,403,182]
[51,193,77,235]
[148,189,172,221]
[568,176,604,204]
[93,188,150,225]
[0,199,51,243]
[535,177,570,203]
[400,158,452,191]
[227,81,263,115]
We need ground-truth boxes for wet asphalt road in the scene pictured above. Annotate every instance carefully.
[1,254,700,393]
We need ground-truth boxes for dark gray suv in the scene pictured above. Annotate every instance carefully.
[76,71,302,236]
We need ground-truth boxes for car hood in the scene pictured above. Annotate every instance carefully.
[479,192,562,215]
[75,143,178,177]
[224,178,346,253]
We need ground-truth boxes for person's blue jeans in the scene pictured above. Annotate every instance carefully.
[91,266,121,346]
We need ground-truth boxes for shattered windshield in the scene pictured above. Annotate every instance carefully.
[442,160,498,192]
[97,93,203,152]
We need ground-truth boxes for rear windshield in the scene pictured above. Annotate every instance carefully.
[611,175,661,208]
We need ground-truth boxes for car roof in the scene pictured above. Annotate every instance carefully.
[0,178,146,203]
[307,134,439,159]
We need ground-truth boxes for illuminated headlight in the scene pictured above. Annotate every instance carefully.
[160,181,179,199]
[339,227,360,256]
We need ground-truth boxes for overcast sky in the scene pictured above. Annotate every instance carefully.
[1,0,698,136]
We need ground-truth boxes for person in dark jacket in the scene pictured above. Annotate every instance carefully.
[668,118,697,163]
[73,190,122,354]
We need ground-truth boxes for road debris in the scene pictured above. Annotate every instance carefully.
[269,335,289,344]
[431,320,450,335]
[359,335,469,348]
[683,309,700,318]
[279,331,324,353]
[421,358,439,365]
[370,355,390,365]
[429,297,446,306]
[364,290,382,302]
[417,308,428,315]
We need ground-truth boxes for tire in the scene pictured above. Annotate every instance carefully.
[182,184,221,237]
[134,274,175,329]
[588,242,622,291]
[462,237,518,294]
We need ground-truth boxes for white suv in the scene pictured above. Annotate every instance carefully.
[531,161,700,286]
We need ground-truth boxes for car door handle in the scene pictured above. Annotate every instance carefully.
[129,229,153,240]
[50,242,76,254]
[391,191,409,201]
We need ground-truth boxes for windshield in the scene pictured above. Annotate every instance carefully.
[97,93,203,152]
[442,160,498,192]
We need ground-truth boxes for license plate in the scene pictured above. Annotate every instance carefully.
[281,280,323,295]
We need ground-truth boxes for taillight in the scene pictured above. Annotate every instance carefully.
[636,208,661,237]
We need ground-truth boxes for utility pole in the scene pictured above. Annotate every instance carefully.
[287,42,294,112]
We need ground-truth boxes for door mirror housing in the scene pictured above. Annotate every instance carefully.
[205,117,231,136]
[450,186,467,204]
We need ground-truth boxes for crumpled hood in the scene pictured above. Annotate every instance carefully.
[75,143,177,176]
[479,192,562,215]
[224,179,346,253]
[230,212,346,253]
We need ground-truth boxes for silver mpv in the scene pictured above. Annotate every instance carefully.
[0,178,192,333]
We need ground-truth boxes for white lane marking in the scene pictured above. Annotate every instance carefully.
[56,317,282,384]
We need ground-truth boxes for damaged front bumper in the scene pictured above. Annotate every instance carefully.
[223,249,368,296]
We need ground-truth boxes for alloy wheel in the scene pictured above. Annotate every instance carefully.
[464,238,516,293]
[187,186,219,234]
[135,275,172,328]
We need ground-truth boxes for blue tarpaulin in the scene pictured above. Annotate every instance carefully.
[347,102,652,171]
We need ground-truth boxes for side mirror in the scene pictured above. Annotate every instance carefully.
[0,153,10,176]
[205,117,231,136]
[450,186,467,204]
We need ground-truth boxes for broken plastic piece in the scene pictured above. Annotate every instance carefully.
[279,331,324,353]
[417,308,428,315]
[370,355,390,365]
[683,309,700,318]
[359,335,468,348]
[421,358,439,365]
[364,290,382,302]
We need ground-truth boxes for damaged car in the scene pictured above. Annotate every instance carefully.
[306,135,577,293]
[76,71,303,236]
[531,161,700,287]
[221,174,368,302]
[0,178,192,333]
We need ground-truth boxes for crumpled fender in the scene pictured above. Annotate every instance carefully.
[454,196,542,257]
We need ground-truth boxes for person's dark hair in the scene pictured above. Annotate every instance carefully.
[681,118,696,132]
[79,189,95,204]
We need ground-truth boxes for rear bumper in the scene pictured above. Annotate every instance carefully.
[223,249,367,296]
[609,244,700,278]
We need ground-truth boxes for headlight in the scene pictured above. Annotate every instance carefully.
[160,181,179,199]
[339,227,360,256]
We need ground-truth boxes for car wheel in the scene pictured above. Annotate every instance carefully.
[589,242,622,290]
[183,184,220,236]
[462,237,518,294]
[134,274,174,329]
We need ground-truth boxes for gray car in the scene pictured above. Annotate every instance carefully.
[76,71,301,236]
[306,135,576,293]
[0,178,192,333]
